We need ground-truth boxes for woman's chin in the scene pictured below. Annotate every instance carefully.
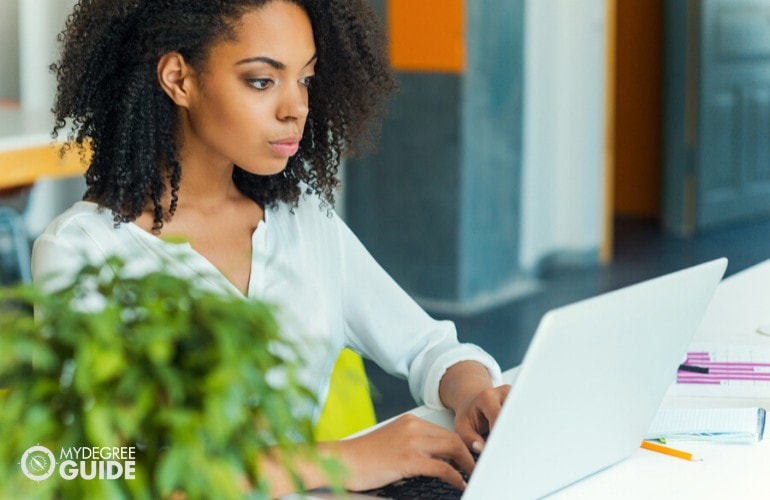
[236,160,290,177]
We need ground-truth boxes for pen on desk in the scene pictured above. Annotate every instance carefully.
[641,440,702,462]
[678,364,709,374]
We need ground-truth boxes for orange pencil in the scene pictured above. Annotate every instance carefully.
[641,440,702,462]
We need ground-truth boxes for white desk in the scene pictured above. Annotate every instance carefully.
[692,258,770,349]
[391,259,770,499]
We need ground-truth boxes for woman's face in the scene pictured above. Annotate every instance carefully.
[182,1,316,176]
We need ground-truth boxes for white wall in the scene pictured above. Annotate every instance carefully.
[0,0,20,101]
[520,0,608,272]
[19,0,78,110]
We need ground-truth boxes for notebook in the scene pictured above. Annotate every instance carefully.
[302,258,728,499]
[646,407,766,444]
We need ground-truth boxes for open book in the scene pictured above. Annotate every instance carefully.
[646,407,766,444]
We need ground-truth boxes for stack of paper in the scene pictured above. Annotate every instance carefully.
[668,344,770,399]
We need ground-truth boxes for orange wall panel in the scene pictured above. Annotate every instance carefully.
[613,0,663,218]
[388,0,465,73]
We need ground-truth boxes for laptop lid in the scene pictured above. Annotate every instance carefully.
[463,258,727,499]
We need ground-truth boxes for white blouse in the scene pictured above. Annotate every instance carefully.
[32,196,502,420]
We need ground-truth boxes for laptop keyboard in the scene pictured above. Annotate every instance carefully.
[364,475,464,499]
[363,436,483,499]
[364,450,478,499]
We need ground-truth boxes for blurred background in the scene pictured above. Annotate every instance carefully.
[1,0,768,420]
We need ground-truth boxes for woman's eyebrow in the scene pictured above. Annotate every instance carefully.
[304,54,318,67]
[236,56,285,69]
[236,53,318,69]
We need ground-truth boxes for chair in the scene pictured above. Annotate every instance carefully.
[0,206,31,285]
[314,348,377,440]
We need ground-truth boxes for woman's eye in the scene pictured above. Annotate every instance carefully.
[300,75,315,88]
[247,79,273,90]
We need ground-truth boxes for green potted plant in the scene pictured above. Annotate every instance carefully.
[0,257,339,499]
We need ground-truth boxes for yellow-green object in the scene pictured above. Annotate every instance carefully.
[314,348,377,440]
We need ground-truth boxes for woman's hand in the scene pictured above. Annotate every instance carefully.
[263,361,510,497]
[336,413,476,492]
[451,385,511,453]
[438,361,511,452]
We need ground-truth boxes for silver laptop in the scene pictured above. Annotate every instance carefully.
[303,258,728,499]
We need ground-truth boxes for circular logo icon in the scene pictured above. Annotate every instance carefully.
[20,445,56,481]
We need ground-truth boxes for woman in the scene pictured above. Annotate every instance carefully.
[34,0,510,495]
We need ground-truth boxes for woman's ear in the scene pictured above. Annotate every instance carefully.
[157,52,196,107]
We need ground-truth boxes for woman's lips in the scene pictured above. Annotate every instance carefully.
[269,138,301,157]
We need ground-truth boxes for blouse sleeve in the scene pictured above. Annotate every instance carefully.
[335,215,503,409]
[32,222,105,293]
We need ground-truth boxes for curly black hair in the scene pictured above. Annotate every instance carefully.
[51,0,397,231]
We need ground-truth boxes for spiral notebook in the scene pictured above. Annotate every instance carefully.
[646,407,766,444]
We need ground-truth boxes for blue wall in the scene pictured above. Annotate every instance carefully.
[346,1,526,312]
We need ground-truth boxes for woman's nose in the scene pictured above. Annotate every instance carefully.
[277,83,309,122]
